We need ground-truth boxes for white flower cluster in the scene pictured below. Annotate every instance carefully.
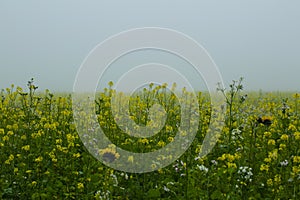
[173,160,186,176]
[237,166,253,182]
[95,190,110,200]
[211,160,218,165]
[197,164,208,173]
[231,129,243,141]
[280,159,289,166]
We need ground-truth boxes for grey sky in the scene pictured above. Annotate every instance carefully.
[1,1,299,92]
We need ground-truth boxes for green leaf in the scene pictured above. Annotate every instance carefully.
[147,189,161,198]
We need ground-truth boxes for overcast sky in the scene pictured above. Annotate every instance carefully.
[0,1,299,92]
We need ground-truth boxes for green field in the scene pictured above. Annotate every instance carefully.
[0,79,299,199]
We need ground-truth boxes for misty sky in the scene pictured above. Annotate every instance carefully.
[0,1,300,92]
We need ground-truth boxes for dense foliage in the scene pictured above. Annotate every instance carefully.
[0,79,299,199]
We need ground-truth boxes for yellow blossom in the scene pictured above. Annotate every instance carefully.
[3,135,9,141]
[267,139,275,146]
[22,145,30,151]
[218,154,226,161]
[280,134,289,141]
[56,139,62,144]
[157,141,166,147]
[293,93,300,98]
[227,154,235,162]
[12,124,18,130]
[260,164,269,172]
[9,154,14,160]
[293,156,300,163]
[268,149,278,160]
[227,162,237,169]
[35,156,43,162]
[138,138,149,145]
[288,124,296,131]
[292,166,300,174]
[7,131,14,136]
[168,136,174,142]
[294,132,300,140]
[4,160,11,165]
[274,175,281,183]
[279,144,286,150]
[264,132,272,138]
[5,154,15,164]
[267,179,273,186]
[264,158,272,163]
[73,153,81,158]
[77,183,84,189]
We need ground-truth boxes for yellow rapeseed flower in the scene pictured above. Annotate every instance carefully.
[288,124,297,132]
[267,139,275,146]
[218,154,227,161]
[227,162,237,169]
[7,131,13,136]
[12,124,18,130]
[3,135,9,141]
[73,153,81,158]
[56,139,62,144]
[267,179,273,186]
[9,154,14,160]
[168,136,174,142]
[280,134,289,140]
[138,138,149,145]
[264,158,272,163]
[292,166,300,174]
[22,145,30,151]
[4,160,11,165]
[294,132,300,140]
[227,154,235,162]
[35,156,43,162]
[77,183,84,189]
[264,131,272,138]
[279,144,286,150]
[293,93,300,98]
[260,164,269,172]
[268,149,278,160]
[157,141,166,147]
[274,175,281,184]
[293,156,300,163]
